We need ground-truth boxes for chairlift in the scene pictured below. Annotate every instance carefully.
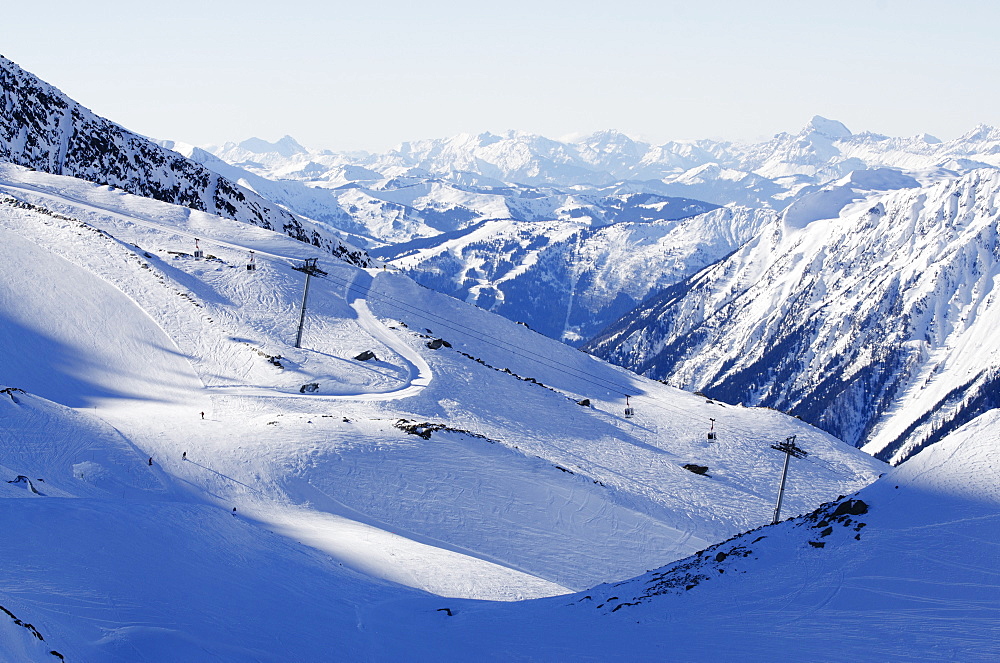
[707,418,717,441]
[247,250,256,271]
[193,238,204,259]
[624,395,635,418]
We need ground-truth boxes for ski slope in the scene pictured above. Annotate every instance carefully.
[0,163,885,659]
[368,409,1000,661]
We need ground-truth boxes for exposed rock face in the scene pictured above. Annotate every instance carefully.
[0,54,370,268]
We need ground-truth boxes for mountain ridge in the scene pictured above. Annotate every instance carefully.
[585,168,1000,465]
[0,54,371,268]
[208,116,1000,207]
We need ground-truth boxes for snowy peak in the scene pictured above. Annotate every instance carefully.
[237,135,307,157]
[206,116,1000,216]
[801,115,852,140]
[573,130,650,167]
[749,116,858,179]
[576,129,647,151]
[388,129,608,185]
[958,123,1000,143]
[915,132,942,144]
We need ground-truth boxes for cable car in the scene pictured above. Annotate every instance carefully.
[247,251,256,271]
[624,395,635,418]
[193,238,204,259]
[707,418,717,441]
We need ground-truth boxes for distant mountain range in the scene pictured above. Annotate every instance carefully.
[187,116,1000,345]
[205,116,1000,210]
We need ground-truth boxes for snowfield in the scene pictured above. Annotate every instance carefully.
[0,163,885,660]
[367,409,1000,662]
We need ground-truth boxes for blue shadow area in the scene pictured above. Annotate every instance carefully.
[0,309,194,408]
[1,310,129,407]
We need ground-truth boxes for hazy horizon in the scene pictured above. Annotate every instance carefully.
[5,0,999,152]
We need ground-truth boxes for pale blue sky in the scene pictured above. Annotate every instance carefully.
[3,0,998,151]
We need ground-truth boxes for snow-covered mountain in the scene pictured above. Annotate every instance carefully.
[379,204,772,343]
[0,54,370,268]
[194,117,1000,346]
[175,141,719,248]
[173,142,726,342]
[586,167,1000,465]
[0,161,881,659]
[207,117,1000,210]
[3,54,996,661]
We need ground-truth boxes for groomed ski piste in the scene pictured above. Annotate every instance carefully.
[363,409,1000,662]
[0,161,941,661]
